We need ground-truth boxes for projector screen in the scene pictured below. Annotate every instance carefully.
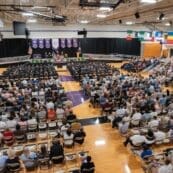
[13,21,26,35]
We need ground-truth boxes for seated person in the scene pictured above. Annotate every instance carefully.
[49,139,64,164]
[37,144,50,168]
[141,144,153,160]
[6,149,21,172]
[47,108,56,121]
[60,121,70,136]
[38,144,49,159]
[3,128,14,146]
[6,115,17,131]
[37,107,47,122]
[0,121,6,132]
[118,120,129,134]
[63,129,74,147]
[0,151,8,172]
[56,105,65,120]
[158,159,173,173]
[124,134,146,147]
[154,130,166,142]
[81,156,95,173]
[148,116,159,129]
[20,147,37,170]
[145,129,155,145]
[74,129,86,144]
[66,111,77,123]
[14,124,26,143]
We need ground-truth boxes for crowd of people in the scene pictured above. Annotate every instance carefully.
[121,58,160,72]
[2,62,57,79]
[0,62,95,173]
[68,60,173,173]
[67,61,115,81]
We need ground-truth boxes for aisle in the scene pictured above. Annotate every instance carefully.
[57,66,144,173]
[58,68,101,119]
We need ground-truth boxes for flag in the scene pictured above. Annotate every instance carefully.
[167,32,173,44]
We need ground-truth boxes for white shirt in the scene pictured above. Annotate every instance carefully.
[0,121,6,131]
[148,119,159,128]
[116,108,127,117]
[6,119,17,131]
[154,131,166,141]
[158,164,173,173]
[46,102,54,109]
[130,135,146,145]
[132,112,142,120]
[63,133,74,145]
[56,108,65,119]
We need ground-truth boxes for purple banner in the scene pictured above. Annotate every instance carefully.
[32,39,38,49]
[38,39,44,49]
[60,38,66,48]
[52,39,59,50]
[45,39,51,49]
[72,38,78,48]
[67,38,72,48]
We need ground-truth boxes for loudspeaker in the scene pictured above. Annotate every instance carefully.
[78,30,87,35]
[135,12,140,19]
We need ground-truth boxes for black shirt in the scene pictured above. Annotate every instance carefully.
[81,161,95,173]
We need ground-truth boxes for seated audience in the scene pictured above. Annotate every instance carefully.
[50,139,64,164]
[3,128,14,146]
[20,147,37,170]
[6,149,21,172]
[81,156,95,173]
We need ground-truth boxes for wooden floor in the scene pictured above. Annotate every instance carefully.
[56,65,144,173]
[2,63,170,173]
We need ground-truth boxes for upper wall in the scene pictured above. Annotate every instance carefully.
[0,24,150,39]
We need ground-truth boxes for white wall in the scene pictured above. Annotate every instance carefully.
[0,24,150,38]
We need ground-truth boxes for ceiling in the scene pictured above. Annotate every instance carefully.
[0,0,173,28]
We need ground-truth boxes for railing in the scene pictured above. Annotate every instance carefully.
[0,55,30,65]
[83,53,140,61]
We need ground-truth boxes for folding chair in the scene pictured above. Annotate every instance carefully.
[65,153,78,170]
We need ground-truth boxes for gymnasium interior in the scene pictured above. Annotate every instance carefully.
[0,0,173,173]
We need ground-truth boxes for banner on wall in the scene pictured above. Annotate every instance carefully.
[45,39,51,49]
[72,38,78,48]
[67,38,72,48]
[32,39,38,49]
[60,38,66,48]
[52,39,59,50]
[38,39,44,49]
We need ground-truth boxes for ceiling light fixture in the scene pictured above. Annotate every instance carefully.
[165,23,170,26]
[99,7,112,11]
[126,21,133,25]
[32,6,48,9]
[96,14,107,18]
[22,12,34,16]
[140,0,157,4]
[80,20,89,24]
[27,19,37,23]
